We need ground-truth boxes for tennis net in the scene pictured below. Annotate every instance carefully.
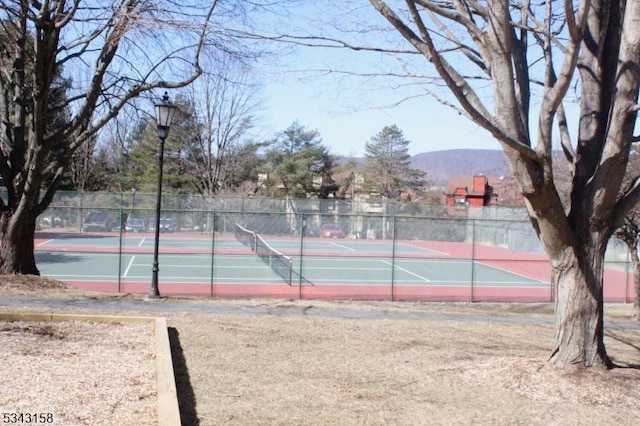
[235,223,293,285]
[235,223,256,250]
[255,233,293,285]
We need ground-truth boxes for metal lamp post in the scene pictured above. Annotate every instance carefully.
[148,92,177,299]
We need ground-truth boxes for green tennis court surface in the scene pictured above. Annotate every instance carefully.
[36,230,547,284]
[34,229,635,302]
[36,251,548,287]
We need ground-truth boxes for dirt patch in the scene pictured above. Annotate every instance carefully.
[0,318,156,425]
[1,276,640,425]
[0,275,131,300]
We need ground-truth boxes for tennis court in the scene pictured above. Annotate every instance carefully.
[34,229,552,301]
[33,226,633,302]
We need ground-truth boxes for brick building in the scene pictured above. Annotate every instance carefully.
[445,175,497,216]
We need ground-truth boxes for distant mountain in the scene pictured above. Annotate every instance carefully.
[411,149,511,185]
[336,149,513,186]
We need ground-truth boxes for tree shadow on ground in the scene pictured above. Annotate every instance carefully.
[168,327,199,425]
[35,252,84,264]
[606,329,640,369]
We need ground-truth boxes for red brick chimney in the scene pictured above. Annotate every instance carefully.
[473,175,486,193]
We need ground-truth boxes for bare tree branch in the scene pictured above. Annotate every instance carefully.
[0,0,227,273]
[369,0,537,160]
[613,176,640,229]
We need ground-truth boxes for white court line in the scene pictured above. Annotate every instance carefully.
[380,260,431,282]
[474,260,549,285]
[123,256,136,277]
[329,242,356,251]
[138,238,145,247]
[298,266,392,271]
[397,242,450,256]
[37,239,54,246]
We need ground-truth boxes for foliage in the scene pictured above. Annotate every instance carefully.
[65,55,265,197]
[363,124,426,198]
[0,1,216,274]
[264,121,335,198]
[217,140,268,194]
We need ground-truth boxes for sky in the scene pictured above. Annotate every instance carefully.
[261,77,501,157]
[250,2,503,158]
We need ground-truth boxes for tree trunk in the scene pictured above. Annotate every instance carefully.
[548,248,612,369]
[0,211,39,275]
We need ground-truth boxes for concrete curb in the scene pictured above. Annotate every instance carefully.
[0,312,180,426]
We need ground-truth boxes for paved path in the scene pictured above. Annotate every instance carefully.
[2,296,640,330]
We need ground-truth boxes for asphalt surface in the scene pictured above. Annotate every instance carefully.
[2,295,640,330]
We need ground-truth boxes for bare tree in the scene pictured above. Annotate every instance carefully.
[93,107,144,193]
[185,58,261,197]
[69,134,97,192]
[0,1,219,274]
[357,0,640,369]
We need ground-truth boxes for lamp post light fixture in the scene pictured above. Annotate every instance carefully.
[148,92,177,299]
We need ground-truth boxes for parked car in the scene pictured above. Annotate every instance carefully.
[321,223,345,238]
[159,218,176,233]
[125,217,148,232]
[82,211,117,232]
[40,215,63,228]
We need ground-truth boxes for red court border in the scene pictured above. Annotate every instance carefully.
[35,231,636,303]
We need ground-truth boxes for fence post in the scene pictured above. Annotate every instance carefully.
[78,192,83,232]
[470,218,476,303]
[624,254,630,304]
[390,216,397,302]
[117,207,124,293]
[297,213,305,299]
[209,211,216,298]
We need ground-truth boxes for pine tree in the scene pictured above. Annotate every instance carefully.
[364,125,426,198]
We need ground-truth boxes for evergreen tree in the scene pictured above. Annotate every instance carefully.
[363,125,426,198]
[265,121,334,198]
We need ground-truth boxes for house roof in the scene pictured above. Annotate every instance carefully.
[445,176,491,196]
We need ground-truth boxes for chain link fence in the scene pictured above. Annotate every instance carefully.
[34,191,634,302]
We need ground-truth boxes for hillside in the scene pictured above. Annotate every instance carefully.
[411,149,511,185]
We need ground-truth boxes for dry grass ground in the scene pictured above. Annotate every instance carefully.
[1,276,640,425]
[0,320,156,425]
